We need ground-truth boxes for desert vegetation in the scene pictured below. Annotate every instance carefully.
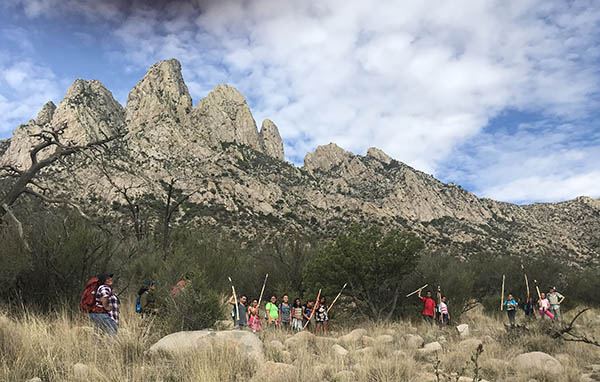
[1,303,599,381]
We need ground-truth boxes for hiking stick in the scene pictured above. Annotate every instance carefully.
[406,284,428,298]
[257,274,268,308]
[500,275,505,311]
[228,277,240,322]
[534,279,542,300]
[521,264,530,300]
[303,289,321,329]
[327,283,347,313]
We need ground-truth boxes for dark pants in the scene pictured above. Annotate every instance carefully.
[422,314,434,324]
[89,313,117,336]
[507,309,516,325]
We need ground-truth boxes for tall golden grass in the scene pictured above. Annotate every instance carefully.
[1,304,599,381]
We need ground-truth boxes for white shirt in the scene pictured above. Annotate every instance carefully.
[439,302,448,314]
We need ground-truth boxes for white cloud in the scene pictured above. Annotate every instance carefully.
[2,0,600,202]
[105,1,600,175]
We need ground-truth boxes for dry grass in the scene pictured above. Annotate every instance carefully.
[1,305,599,381]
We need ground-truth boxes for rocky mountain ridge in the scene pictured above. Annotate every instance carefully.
[1,58,599,265]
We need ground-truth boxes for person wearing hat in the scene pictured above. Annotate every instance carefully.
[138,280,159,317]
[547,287,565,322]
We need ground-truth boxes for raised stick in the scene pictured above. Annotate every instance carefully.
[257,274,268,308]
[500,275,505,311]
[228,276,240,322]
[534,279,542,300]
[406,284,428,298]
[521,264,530,300]
[303,289,321,329]
[327,283,347,313]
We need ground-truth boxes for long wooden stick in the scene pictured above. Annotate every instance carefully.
[406,284,428,298]
[500,275,505,311]
[327,283,347,313]
[257,274,268,308]
[228,277,240,322]
[303,289,321,329]
[521,264,530,300]
[534,279,542,300]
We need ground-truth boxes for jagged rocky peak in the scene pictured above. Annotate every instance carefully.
[259,119,284,161]
[195,84,262,152]
[366,147,393,164]
[304,143,353,173]
[125,58,192,128]
[52,78,125,142]
[35,101,57,126]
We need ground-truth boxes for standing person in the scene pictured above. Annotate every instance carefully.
[438,296,450,326]
[315,296,329,335]
[248,299,262,333]
[303,300,314,330]
[265,295,279,327]
[538,292,555,321]
[417,289,436,324]
[279,295,292,329]
[137,280,158,317]
[229,294,248,328]
[89,273,119,336]
[523,296,537,320]
[503,293,518,326]
[547,287,565,322]
[291,298,304,332]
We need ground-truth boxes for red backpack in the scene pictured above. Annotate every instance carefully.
[80,277,104,313]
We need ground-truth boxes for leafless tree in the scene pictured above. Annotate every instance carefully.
[551,308,600,348]
[0,123,123,249]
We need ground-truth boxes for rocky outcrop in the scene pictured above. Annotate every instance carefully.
[194,84,262,151]
[259,119,284,160]
[304,143,353,173]
[1,58,599,266]
[125,59,192,131]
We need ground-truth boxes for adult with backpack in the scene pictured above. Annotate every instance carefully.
[81,273,119,336]
[137,280,158,317]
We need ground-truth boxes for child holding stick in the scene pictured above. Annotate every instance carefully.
[248,299,262,332]
[315,296,329,335]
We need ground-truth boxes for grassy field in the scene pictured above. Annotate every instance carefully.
[1,304,599,381]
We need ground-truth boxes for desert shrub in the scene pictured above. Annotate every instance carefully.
[160,273,222,331]
[304,224,424,320]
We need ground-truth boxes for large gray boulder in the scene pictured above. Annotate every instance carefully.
[338,328,368,345]
[149,330,263,362]
[514,352,563,375]
[404,333,424,348]
[418,341,442,354]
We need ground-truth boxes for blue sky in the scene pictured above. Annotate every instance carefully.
[1,0,600,204]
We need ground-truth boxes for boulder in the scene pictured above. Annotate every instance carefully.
[404,334,424,348]
[418,341,442,355]
[215,320,234,330]
[375,334,394,344]
[361,335,375,346]
[514,352,563,375]
[269,340,285,351]
[26,378,42,382]
[333,370,356,381]
[456,324,469,337]
[437,335,447,344]
[73,363,90,378]
[458,338,483,350]
[149,330,264,362]
[333,343,349,356]
[338,328,367,345]
[294,330,315,342]
[251,361,297,382]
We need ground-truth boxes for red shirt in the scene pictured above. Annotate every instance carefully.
[421,297,436,317]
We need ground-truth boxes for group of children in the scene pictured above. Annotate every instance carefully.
[503,287,565,325]
[228,293,331,334]
[417,288,451,326]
